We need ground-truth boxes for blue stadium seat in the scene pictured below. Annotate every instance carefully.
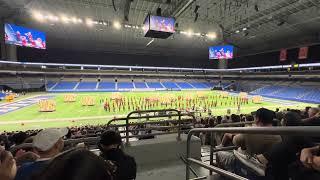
[46,82,56,89]
[203,82,217,88]
[77,82,97,90]
[162,82,180,90]
[118,82,134,89]
[189,82,209,89]
[52,81,77,90]
[176,82,194,89]
[134,82,147,88]
[98,82,116,90]
[0,92,5,99]
[251,86,320,103]
[146,82,164,89]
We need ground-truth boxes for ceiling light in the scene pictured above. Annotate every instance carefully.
[60,15,69,23]
[186,30,193,37]
[71,17,78,23]
[207,32,217,39]
[242,27,247,31]
[235,30,240,33]
[77,19,83,23]
[48,15,59,21]
[113,21,121,29]
[85,18,94,27]
[32,11,44,22]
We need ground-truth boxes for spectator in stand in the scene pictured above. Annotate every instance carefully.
[302,107,320,126]
[230,114,241,123]
[9,132,28,148]
[32,149,115,180]
[303,106,312,118]
[296,145,320,179]
[98,130,136,180]
[0,149,17,180]
[221,115,231,123]
[15,128,68,180]
[239,111,316,179]
[216,108,281,172]
[216,116,222,124]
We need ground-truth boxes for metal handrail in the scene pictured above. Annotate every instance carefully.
[209,121,256,175]
[186,126,320,180]
[215,121,255,127]
[107,119,193,128]
[122,109,195,145]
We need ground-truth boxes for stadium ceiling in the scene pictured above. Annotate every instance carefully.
[1,0,320,58]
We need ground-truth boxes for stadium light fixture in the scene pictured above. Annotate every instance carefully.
[32,11,44,22]
[186,29,193,37]
[85,18,94,27]
[206,32,217,39]
[71,17,78,24]
[48,15,59,22]
[60,15,69,23]
[113,21,121,29]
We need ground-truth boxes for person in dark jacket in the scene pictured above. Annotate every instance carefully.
[98,130,136,180]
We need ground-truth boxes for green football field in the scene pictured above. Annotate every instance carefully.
[0,91,316,132]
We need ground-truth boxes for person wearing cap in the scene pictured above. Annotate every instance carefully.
[98,130,136,180]
[14,128,68,180]
[216,108,282,173]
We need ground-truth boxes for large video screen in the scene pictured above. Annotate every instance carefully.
[4,23,46,49]
[149,15,175,33]
[209,45,234,59]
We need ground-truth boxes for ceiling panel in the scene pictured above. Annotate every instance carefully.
[0,0,319,58]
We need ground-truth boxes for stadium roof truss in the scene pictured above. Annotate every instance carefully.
[0,0,320,57]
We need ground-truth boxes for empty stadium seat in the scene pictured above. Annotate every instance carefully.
[162,82,180,90]
[76,82,97,90]
[52,81,78,90]
[175,82,194,89]
[134,82,148,88]
[118,82,134,89]
[46,82,56,89]
[146,82,164,89]
[0,92,5,99]
[98,82,116,90]
[189,82,209,89]
[251,86,320,103]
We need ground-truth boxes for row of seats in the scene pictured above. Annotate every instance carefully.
[0,92,5,99]
[47,81,220,91]
[251,85,320,103]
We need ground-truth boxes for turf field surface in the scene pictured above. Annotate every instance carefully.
[0,91,316,132]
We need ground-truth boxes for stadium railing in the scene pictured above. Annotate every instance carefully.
[8,109,196,151]
[185,126,320,180]
[106,109,196,145]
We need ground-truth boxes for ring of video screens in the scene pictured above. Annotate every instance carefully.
[4,23,46,49]
[209,45,234,60]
